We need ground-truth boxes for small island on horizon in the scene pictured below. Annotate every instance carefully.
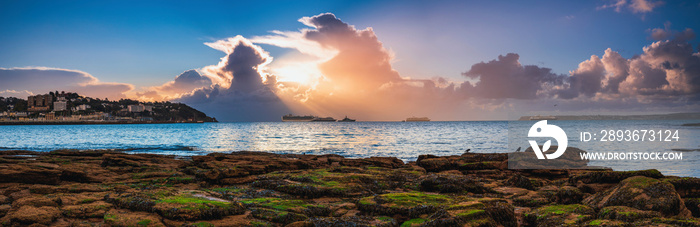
[0,91,217,125]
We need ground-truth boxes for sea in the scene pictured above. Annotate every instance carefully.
[1,120,698,177]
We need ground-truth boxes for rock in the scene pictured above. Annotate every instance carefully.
[418,174,491,194]
[416,157,454,172]
[101,154,148,167]
[597,206,661,222]
[664,176,700,198]
[104,209,166,227]
[7,206,61,225]
[484,202,516,227]
[60,165,98,183]
[584,176,689,216]
[685,198,700,218]
[504,174,536,190]
[250,208,309,225]
[0,204,10,217]
[416,153,507,173]
[311,216,386,227]
[575,182,615,194]
[649,217,700,226]
[357,192,448,217]
[61,201,113,218]
[584,219,627,226]
[525,204,594,226]
[28,185,58,194]
[8,189,31,201]
[513,191,550,207]
[458,161,505,171]
[569,169,663,184]
[152,194,245,221]
[553,186,583,204]
[340,157,404,168]
[104,193,157,212]
[0,195,9,204]
[12,196,62,207]
[286,220,313,227]
[0,164,62,185]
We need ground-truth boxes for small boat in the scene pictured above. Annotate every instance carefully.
[405,117,430,122]
[337,116,356,122]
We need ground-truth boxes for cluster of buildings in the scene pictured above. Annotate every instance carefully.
[1,93,154,122]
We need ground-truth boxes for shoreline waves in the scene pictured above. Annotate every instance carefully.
[0,148,698,226]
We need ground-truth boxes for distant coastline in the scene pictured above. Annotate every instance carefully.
[1,91,217,124]
[519,112,700,121]
[0,120,214,125]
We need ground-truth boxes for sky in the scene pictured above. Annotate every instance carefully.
[1,0,699,121]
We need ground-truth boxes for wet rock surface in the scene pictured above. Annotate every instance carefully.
[0,149,697,226]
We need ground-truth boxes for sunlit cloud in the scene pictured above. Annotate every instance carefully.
[136,70,213,101]
[0,67,133,99]
[0,89,34,98]
[597,0,664,14]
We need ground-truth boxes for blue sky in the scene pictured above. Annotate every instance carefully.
[2,0,697,86]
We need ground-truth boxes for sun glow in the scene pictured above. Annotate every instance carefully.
[269,59,323,85]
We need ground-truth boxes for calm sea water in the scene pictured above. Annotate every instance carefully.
[0,120,698,177]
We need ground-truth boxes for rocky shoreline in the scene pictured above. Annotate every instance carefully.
[0,148,698,226]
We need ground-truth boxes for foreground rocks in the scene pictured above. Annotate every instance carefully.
[0,149,698,226]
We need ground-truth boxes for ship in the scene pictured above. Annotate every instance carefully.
[281,114,315,122]
[311,117,336,122]
[405,117,430,122]
[337,116,356,122]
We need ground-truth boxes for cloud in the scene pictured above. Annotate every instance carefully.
[552,29,700,101]
[137,70,212,101]
[0,90,34,98]
[300,13,403,89]
[647,22,696,42]
[555,55,606,99]
[175,36,290,122]
[459,53,565,99]
[597,0,663,14]
[0,67,133,99]
[649,21,672,40]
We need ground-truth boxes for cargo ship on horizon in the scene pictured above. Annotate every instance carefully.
[281,114,315,122]
[281,114,338,122]
[405,116,430,122]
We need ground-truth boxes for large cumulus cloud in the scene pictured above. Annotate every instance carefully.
[299,13,403,89]
[0,67,133,99]
[137,70,212,101]
[552,29,700,101]
[459,53,565,99]
[175,36,290,122]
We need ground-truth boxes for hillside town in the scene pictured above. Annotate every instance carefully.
[0,91,217,124]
